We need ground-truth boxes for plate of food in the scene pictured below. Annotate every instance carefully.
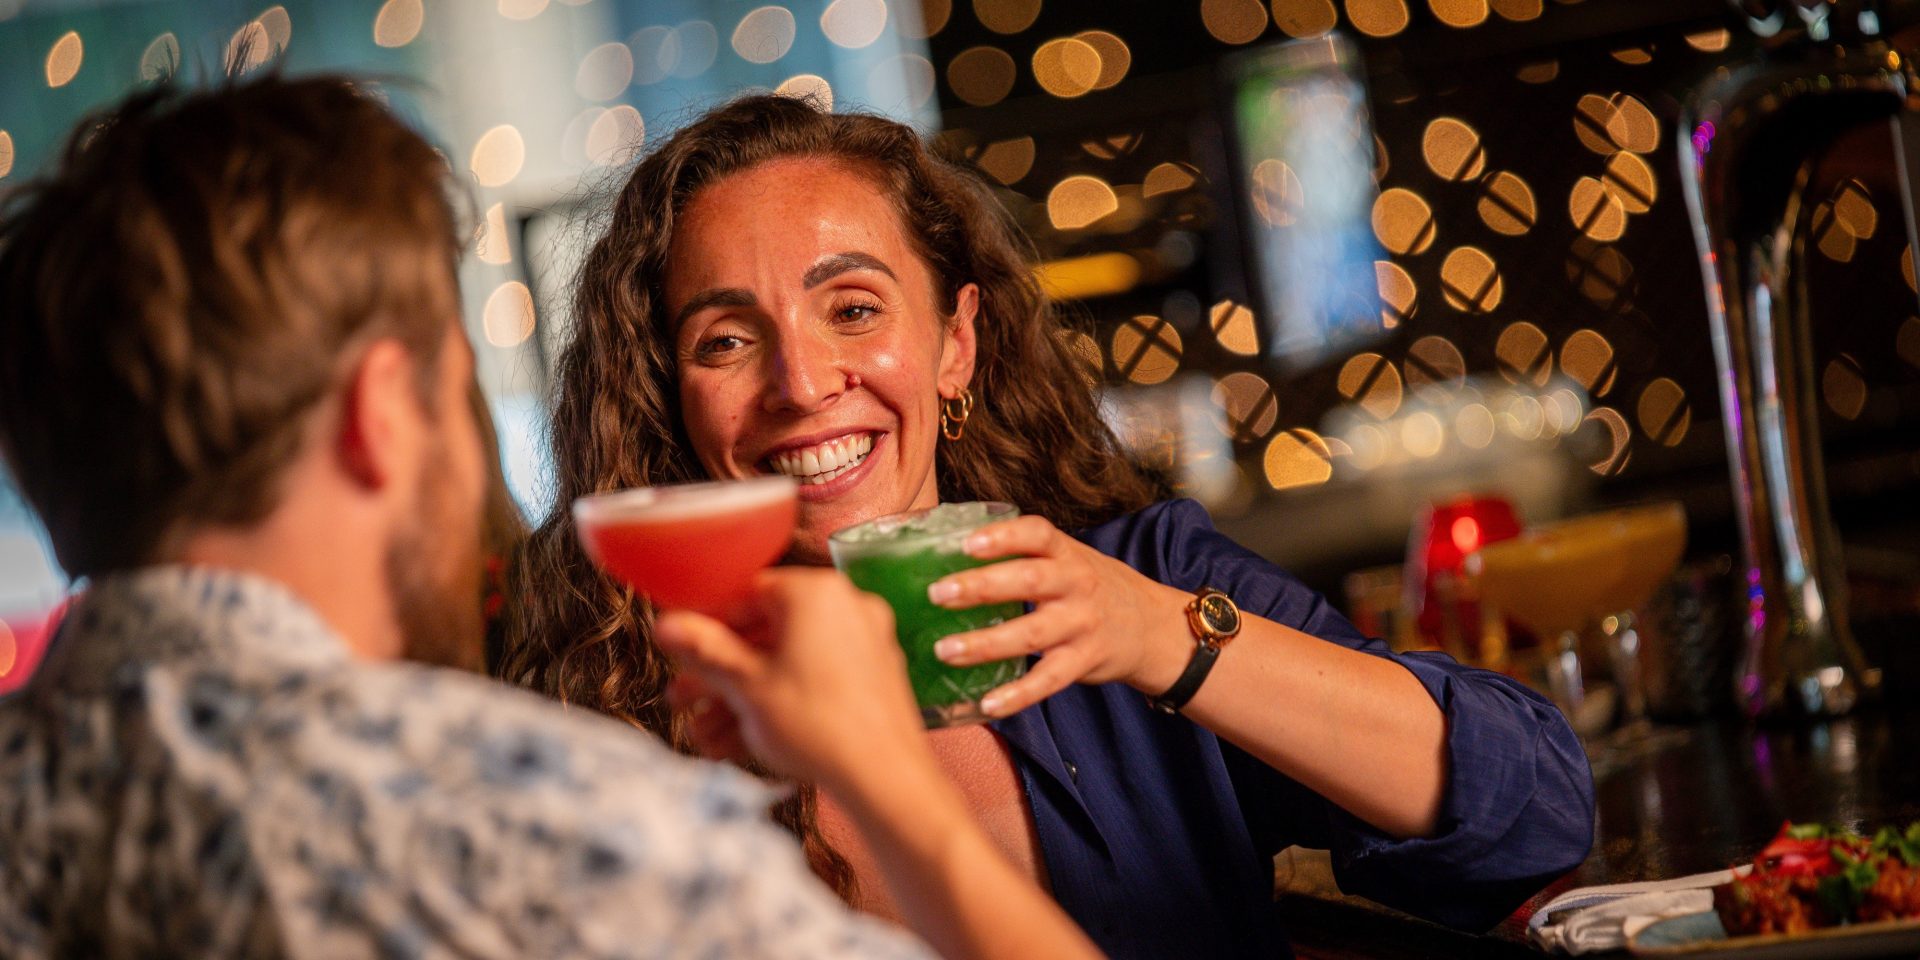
[1631,821,1920,958]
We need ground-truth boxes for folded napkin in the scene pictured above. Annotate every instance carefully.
[1528,869,1740,954]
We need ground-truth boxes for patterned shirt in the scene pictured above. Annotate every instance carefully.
[0,566,933,960]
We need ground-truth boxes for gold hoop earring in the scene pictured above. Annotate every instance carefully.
[940,387,974,442]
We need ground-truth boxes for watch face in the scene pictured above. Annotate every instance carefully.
[1199,593,1240,635]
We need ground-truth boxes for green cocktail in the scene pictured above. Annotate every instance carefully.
[829,502,1028,728]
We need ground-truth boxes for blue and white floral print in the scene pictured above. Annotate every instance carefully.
[0,566,931,960]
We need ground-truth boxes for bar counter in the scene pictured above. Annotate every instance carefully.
[1273,709,1920,958]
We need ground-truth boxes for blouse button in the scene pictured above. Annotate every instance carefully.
[1065,761,1079,782]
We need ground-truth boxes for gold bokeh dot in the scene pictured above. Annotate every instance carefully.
[1376,261,1418,328]
[1812,202,1858,263]
[1405,335,1465,387]
[976,137,1035,185]
[1265,429,1334,490]
[1345,0,1410,37]
[1033,37,1102,98]
[1075,30,1130,89]
[1403,411,1445,458]
[227,20,273,76]
[1822,355,1867,419]
[257,6,293,52]
[1570,176,1627,242]
[0,131,13,180]
[1339,352,1404,419]
[1066,330,1104,384]
[821,0,889,49]
[1440,246,1502,313]
[1516,60,1558,83]
[470,125,526,188]
[1422,117,1486,182]
[1272,0,1337,37]
[1491,0,1542,20]
[1112,314,1183,385]
[1584,406,1633,476]
[374,0,424,47]
[775,73,833,110]
[1251,159,1303,227]
[586,105,645,165]
[483,281,537,348]
[1610,46,1653,65]
[47,30,84,87]
[1637,377,1690,446]
[1905,244,1916,292]
[733,6,797,64]
[1686,28,1730,52]
[1213,372,1279,441]
[902,0,952,38]
[1601,151,1657,214]
[1081,132,1144,160]
[1457,403,1497,448]
[1832,179,1877,238]
[1574,94,1620,155]
[1048,175,1119,230]
[499,0,549,19]
[1429,0,1489,28]
[1203,0,1269,43]
[974,0,1040,34]
[1607,94,1660,154]
[1559,328,1617,396]
[1896,316,1920,368]
[1495,321,1552,387]
[1211,300,1260,356]
[1372,188,1436,255]
[1143,161,1198,197]
[1477,171,1536,235]
[947,46,1017,107]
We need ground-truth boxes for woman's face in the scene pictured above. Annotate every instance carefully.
[665,157,978,565]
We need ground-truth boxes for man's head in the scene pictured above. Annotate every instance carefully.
[0,76,486,666]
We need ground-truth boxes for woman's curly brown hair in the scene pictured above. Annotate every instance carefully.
[499,94,1165,901]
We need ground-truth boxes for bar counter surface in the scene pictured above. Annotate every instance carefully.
[1274,709,1920,959]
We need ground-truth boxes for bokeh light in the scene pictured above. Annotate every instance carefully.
[1440,246,1502,313]
[1584,406,1632,475]
[776,74,833,109]
[1272,0,1337,38]
[1033,37,1102,98]
[1372,188,1436,255]
[1049,175,1119,230]
[948,46,1017,107]
[0,131,13,181]
[1265,428,1334,489]
[484,281,537,347]
[1345,0,1410,37]
[499,0,549,20]
[1112,314,1183,385]
[1636,377,1690,446]
[1405,335,1465,388]
[1213,372,1279,441]
[903,0,953,38]
[1429,0,1489,29]
[871,53,938,108]
[47,30,83,87]
[1491,0,1543,20]
[1143,161,1198,197]
[1376,261,1417,327]
[1422,117,1485,181]
[374,0,424,48]
[139,32,181,82]
[822,0,889,48]
[974,0,1041,34]
[733,6,798,65]
[1211,299,1260,355]
[576,42,635,101]
[1559,328,1617,396]
[1251,159,1303,227]
[976,137,1035,184]
[1686,28,1731,52]
[1569,176,1627,242]
[1477,171,1536,235]
[1075,30,1131,90]
[1495,321,1551,387]
[586,105,645,165]
[1515,60,1558,83]
[1338,352,1404,419]
[1822,355,1867,419]
[1203,0,1269,44]
[1456,403,1496,447]
[477,203,512,266]
[470,125,527,188]
[1601,151,1657,214]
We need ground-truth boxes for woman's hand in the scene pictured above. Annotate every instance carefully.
[926,515,1196,717]
[655,568,929,794]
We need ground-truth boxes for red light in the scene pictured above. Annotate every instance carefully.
[1450,516,1482,555]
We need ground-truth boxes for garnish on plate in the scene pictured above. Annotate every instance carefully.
[1713,821,1920,935]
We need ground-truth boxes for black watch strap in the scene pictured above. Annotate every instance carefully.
[1147,639,1222,715]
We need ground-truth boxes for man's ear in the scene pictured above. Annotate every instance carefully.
[939,283,981,397]
[337,338,421,492]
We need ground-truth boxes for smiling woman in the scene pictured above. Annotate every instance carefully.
[502,94,1595,960]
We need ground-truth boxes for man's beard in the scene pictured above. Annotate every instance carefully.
[386,438,485,671]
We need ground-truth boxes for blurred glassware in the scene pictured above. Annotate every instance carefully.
[1465,502,1687,736]
[1343,563,1417,654]
[1639,555,1740,722]
[1404,495,1522,666]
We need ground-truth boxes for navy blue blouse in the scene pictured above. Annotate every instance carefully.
[985,499,1594,959]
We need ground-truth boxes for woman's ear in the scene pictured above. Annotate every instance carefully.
[939,283,981,397]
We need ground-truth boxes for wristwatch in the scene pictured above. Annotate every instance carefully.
[1147,587,1242,715]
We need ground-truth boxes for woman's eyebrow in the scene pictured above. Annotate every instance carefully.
[672,287,756,328]
[803,251,896,288]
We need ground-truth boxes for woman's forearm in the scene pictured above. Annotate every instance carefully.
[1132,587,1448,839]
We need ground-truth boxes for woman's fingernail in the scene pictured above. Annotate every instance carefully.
[963,533,991,556]
[928,580,961,605]
[980,694,1007,716]
[934,638,966,661]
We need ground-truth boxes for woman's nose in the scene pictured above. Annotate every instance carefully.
[763,328,849,414]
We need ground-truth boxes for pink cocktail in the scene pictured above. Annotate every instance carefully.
[573,477,798,614]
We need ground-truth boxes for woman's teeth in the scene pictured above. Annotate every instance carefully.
[768,433,874,485]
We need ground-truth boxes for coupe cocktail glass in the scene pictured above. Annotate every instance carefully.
[573,476,798,615]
